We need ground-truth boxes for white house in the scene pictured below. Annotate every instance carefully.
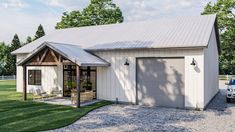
[12,14,219,109]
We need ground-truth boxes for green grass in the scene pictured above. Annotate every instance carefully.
[0,80,112,132]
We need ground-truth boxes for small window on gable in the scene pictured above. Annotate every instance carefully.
[28,70,41,85]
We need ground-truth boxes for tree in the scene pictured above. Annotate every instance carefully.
[0,42,7,75]
[24,36,33,45]
[34,24,45,40]
[4,34,22,75]
[56,11,83,29]
[10,34,21,52]
[55,0,123,29]
[202,0,235,74]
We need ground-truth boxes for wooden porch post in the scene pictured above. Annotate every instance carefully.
[76,65,80,108]
[23,65,27,101]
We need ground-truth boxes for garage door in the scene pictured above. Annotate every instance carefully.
[137,58,185,108]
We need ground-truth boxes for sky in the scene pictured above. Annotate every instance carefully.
[0,0,216,44]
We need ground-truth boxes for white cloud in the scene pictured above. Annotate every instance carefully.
[0,8,59,44]
[113,0,212,22]
[41,0,89,11]
[0,0,28,9]
[40,0,215,22]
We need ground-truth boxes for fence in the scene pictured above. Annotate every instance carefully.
[0,75,16,80]
[0,75,233,81]
[218,75,235,80]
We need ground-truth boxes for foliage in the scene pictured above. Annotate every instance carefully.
[9,34,21,52]
[0,34,22,75]
[202,0,235,74]
[5,34,22,75]
[0,42,8,75]
[34,24,45,40]
[0,80,111,132]
[0,24,46,75]
[24,36,33,45]
[55,0,123,29]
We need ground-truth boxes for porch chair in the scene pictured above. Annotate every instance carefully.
[50,87,63,97]
[33,88,50,100]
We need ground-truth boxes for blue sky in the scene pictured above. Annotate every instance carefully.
[0,0,216,43]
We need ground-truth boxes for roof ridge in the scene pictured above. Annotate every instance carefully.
[45,41,82,47]
[55,14,217,31]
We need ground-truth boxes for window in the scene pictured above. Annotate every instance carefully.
[28,70,41,85]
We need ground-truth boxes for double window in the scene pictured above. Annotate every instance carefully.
[28,70,41,85]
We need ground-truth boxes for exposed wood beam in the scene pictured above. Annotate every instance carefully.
[23,65,27,101]
[50,49,59,63]
[76,65,80,108]
[26,65,57,67]
[58,55,62,63]
[26,62,59,66]
[37,55,40,62]
[39,49,49,64]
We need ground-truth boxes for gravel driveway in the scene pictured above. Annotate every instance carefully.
[51,87,235,132]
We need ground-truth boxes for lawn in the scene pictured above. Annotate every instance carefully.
[0,80,111,132]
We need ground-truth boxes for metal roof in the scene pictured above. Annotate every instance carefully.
[12,14,218,54]
[17,42,110,66]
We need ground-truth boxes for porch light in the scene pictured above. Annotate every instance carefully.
[190,58,196,66]
[124,59,129,66]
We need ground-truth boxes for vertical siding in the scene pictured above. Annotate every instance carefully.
[26,66,59,93]
[204,27,219,107]
[16,53,63,93]
[95,48,205,107]
[184,55,204,108]
[57,64,63,91]
[16,54,28,92]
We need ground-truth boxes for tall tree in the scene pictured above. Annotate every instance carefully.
[55,0,123,29]
[34,24,45,40]
[10,34,21,52]
[0,42,7,75]
[25,36,32,45]
[5,34,22,75]
[202,0,235,74]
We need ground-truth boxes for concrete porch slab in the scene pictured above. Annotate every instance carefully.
[35,97,101,107]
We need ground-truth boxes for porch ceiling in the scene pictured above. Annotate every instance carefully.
[17,42,110,67]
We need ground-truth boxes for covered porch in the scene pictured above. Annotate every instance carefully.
[17,42,109,107]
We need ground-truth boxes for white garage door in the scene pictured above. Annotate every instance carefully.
[137,58,185,108]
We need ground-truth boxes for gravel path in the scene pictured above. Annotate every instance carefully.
[50,88,235,132]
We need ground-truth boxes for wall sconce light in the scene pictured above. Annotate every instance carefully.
[124,59,129,66]
[190,58,196,66]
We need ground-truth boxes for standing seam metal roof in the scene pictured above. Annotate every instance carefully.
[17,42,110,66]
[12,14,218,54]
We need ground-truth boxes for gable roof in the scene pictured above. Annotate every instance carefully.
[12,14,219,55]
[17,42,110,66]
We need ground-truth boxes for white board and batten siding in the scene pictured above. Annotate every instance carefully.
[26,65,63,93]
[16,54,27,92]
[95,48,205,108]
[203,27,219,106]
[16,54,63,93]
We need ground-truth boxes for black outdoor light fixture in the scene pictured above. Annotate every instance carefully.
[190,58,196,66]
[124,58,129,66]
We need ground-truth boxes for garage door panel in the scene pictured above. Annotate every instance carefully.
[137,58,185,108]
